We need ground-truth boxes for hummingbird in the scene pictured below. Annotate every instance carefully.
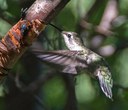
[34,23,113,100]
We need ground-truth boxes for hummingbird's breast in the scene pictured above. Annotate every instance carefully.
[65,40,84,51]
[68,44,84,51]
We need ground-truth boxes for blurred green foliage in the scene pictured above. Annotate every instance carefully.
[1,0,128,110]
[43,76,67,109]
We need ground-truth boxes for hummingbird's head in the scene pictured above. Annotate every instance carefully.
[61,31,83,50]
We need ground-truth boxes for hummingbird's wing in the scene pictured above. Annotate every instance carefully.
[95,65,113,100]
[33,50,113,99]
[33,50,88,74]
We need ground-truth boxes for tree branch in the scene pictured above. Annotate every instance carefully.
[0,0,70,79]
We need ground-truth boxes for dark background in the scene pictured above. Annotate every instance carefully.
[0,0,128,110]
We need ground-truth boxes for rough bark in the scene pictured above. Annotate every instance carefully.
[0,0,70,79]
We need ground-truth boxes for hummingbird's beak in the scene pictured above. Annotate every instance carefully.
[49,23,63,32]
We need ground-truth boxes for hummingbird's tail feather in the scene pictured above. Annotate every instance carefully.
[96,66,113,99]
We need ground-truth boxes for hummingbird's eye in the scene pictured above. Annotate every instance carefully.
[67,34,71,38]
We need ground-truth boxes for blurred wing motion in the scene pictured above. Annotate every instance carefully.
[33,50,113,99]
[96,65,113,99]
[33,50,88,74]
